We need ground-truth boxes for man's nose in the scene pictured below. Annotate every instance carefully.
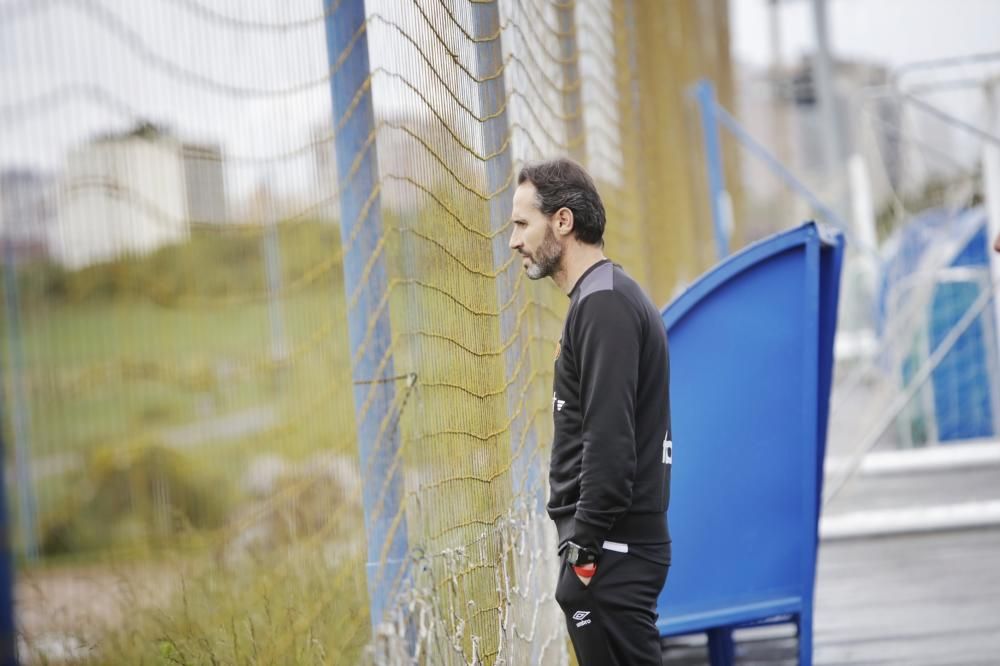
[993,232,1000,254]
[509,228,521,251]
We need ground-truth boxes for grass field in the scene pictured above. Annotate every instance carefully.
[2,222,361,556]
[21,292,352,450]
[3,212,564,663]
[2,222,384,662]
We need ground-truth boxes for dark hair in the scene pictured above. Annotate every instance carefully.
[517,158,606,246]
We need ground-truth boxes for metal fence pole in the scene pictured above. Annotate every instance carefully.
[473,2,533,498]
[0,442,15,665]
[810,0,843,174]
[693,79,731,259]
[323,0,407,632]
[986,78,1000,438]
[555,2,585,164]
[2,244,37,562]
[0,247,20,666]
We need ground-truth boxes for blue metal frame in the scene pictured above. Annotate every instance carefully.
[711,103,850,234]
[693,79,730,260]
[0,452,15,664]
[324,0,407,630]
[798,231,821,665]
[658,223,844,666]
[0,246,22,664]
[3,246,37,563]
[692,78,884,268]
[661,230,815,329]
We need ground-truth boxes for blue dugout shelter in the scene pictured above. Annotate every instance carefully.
[658,222,844,665]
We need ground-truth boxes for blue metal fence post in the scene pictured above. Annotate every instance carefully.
[472,3,534,497]
[0,421,16,665]
[0,249,20,666]
[323,0,407,632]
[707,628,735,666]
[693,79,731,260]
[2,244,37,562]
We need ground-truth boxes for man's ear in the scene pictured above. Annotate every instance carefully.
[553,207,574,237]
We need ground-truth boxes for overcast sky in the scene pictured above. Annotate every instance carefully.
[2,0,998,201]
[732,0,1000,70]
[731,0,1000,170]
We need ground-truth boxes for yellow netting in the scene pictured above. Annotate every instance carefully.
[0,1,736,663]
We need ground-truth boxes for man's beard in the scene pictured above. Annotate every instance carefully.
[525,226,563,280]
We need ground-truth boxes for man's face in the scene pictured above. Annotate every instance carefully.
[509,182,563,280]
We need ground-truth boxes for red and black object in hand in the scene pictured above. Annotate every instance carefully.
[559,540,599,566]
[560,540,600,585]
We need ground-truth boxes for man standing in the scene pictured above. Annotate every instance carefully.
[508,158,672,665]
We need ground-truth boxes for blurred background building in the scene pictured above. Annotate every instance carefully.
[0,169,55,262]
[46,124,229,268]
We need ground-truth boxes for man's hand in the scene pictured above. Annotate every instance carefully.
[573,562,597,586]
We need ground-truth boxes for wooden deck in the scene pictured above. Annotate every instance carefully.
[660,452,1000,665]
[661,526,1000,665]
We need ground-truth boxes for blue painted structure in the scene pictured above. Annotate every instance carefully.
[693,80,731,260]
[658,223,845,665]
[1,242,23,664]
[930,223,993,440]
[0,351,18,666]
[324,0,408,630]
[3,245,37,562]
[877,206,997,443]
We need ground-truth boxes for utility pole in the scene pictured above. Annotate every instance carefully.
[811,0,843,176]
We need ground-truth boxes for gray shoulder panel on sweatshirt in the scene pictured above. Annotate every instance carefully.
[577,261,614,303]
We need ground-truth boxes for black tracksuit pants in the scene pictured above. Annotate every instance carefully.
[554,548,669,665]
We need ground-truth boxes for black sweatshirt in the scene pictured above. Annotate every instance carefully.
[548,259,671,554]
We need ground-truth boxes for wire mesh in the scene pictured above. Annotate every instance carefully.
[0,1,733,663]
[834,59,1000,454]
[708,49,1000,511]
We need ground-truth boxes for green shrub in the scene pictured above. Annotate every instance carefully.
[14,220,343,307]
[40,441,231,557]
